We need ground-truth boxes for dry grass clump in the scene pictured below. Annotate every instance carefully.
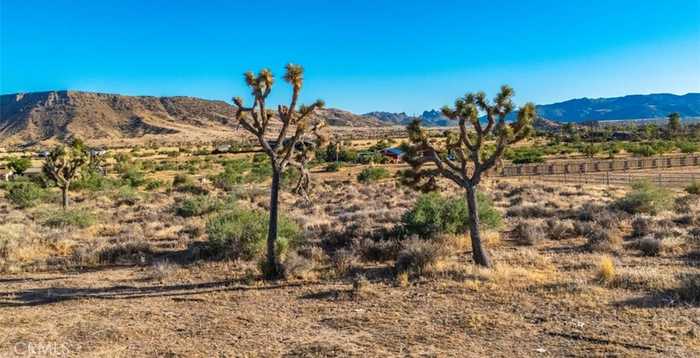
[394,237,448,277]
[596,256,616,284]
[98,238,153,264]
[512,219,546,246]
[141,260,176,281]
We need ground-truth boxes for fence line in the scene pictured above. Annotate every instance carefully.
[502,171,699,188]
[499,153,700,177]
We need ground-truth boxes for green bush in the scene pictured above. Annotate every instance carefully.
[7,156,32,175]
[402,192,501,239]
[325,162,341,172]
[44,209,96,228]
[206,207,301,260]
[626,144,657,157]
[176,195,222,217]
[120,166,146,187]
[357,167,390,183]
[212,160,248,190]
[614,180,672,215]
[110,186,139,205]
[685,181,700,195]
[71,170,116,191]
[677,141,699,153]
[506,147,545,164]
[6,181,45,208]
[144,180,164,191]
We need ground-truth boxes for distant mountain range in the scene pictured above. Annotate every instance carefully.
[366,93,700,125]
[535,93,700,122]
[1,91,698,146]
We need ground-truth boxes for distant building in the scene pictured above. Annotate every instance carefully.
[381,147,404,163]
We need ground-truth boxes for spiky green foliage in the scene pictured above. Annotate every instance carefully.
[405,85,535,190]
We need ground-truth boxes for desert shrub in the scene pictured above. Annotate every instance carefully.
[584,225,622,253]
[144,180,164,191]
[685,181,700,195]
[632,236,663,256]
[112,186,140,206]
[175,195,222,217]
[357,239,400,262]
[506,204,552,218]
[98,239,153,264]
[7,156,32,175]
[6,181,45,208]
[172,174,207,194]
[512,220,546,245]
[331,248,358,276]
[614,180,672,215]
[677,141,699,153]
[394,238,448,276]
[282,251,315,279]
[402,192,501,239]
[357,167,390,183]
[627,144,657,157]
[506,147,545,164]
[44,209,96,228]
[325,162,341,172]
[673,273,700,304]
[120,166,146,187]
[212,159,249,190]
[172,173,194,187]
[546,219,575,240]
[206,208,301,260]
[631,215,655,237]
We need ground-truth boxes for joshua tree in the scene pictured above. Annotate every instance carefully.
[404,85,535,267]
[42,139,88,209]
[232,64,326,277]
[667,112,682,138]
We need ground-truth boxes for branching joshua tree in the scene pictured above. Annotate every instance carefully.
[232,64,326,277]
[404,85,536,267]
[42,139,89,209]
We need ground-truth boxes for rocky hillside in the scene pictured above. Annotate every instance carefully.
[0,91,386,147]
[364,110,453,126]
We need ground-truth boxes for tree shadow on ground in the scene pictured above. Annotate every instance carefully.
[0,279,308,308]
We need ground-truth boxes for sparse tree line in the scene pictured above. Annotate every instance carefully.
[2,64,699,279]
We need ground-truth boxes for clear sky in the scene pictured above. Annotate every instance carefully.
[1,0,699,113]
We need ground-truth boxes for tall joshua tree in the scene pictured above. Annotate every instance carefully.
[43,139,89,209]
[404,85,535,267]
[232,64,325,277]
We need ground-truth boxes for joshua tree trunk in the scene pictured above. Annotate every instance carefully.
[266,168,281,277]
[61,184,69,210]
[466,184,492,268]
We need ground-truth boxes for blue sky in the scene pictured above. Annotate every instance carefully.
[1,0,699,113]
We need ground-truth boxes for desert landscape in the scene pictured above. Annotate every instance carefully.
[2,1,700,357]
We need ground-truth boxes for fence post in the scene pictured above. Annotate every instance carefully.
[657,173,661,186]
[606,171,610,187]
